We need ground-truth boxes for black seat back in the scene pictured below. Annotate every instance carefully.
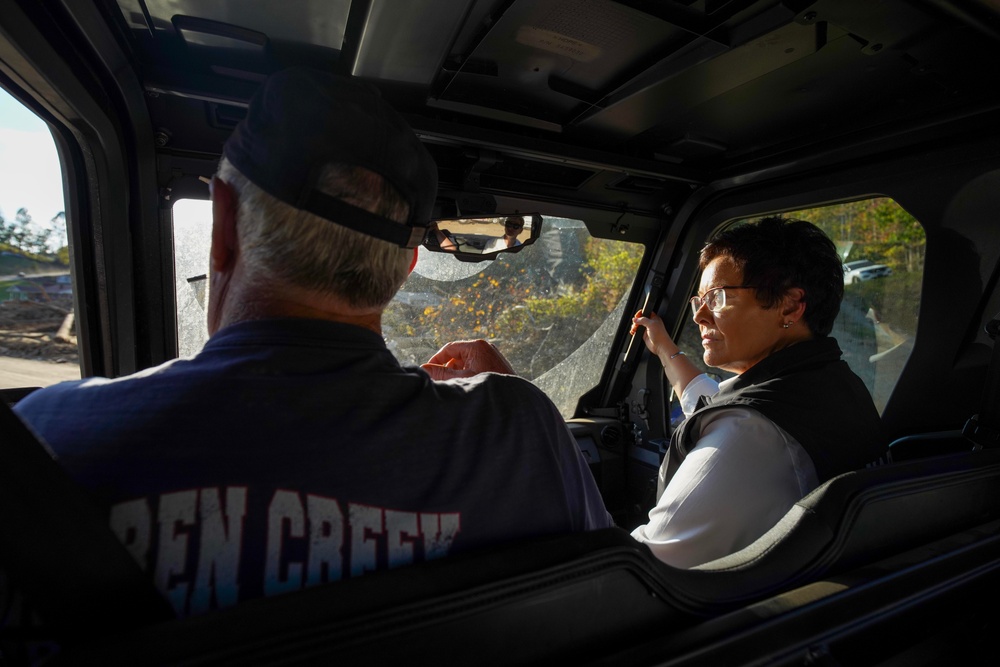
[58,451,1000,665]
[56,448,1000,664]
[885,312,1000,461]
[56,527,692,665]
[0,400,174,644]
[889,429,968,461]
[679,448,1000,611]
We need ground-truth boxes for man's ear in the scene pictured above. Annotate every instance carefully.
[408,247,419,274]
[210,177,239,272]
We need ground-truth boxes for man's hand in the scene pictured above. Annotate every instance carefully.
[421,340,516,380]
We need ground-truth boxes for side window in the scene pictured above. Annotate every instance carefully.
[675,199,924,415]
[171,199,213,358]
[0,88,79,390]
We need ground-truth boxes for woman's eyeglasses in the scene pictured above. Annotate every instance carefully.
[689,285,758,315]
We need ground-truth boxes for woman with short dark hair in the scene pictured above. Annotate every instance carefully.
[630,216,887,568]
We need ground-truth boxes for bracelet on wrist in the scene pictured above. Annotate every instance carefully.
[668,350,685,360]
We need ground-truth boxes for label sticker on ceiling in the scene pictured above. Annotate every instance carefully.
[516,26,601,62]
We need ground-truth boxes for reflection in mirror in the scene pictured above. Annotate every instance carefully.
[424,214,542,259]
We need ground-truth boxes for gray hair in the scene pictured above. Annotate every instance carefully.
[216,157,412,309]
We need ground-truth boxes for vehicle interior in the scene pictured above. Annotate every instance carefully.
[2,0,1000,664]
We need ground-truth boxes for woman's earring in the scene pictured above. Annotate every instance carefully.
[782,321,792,329]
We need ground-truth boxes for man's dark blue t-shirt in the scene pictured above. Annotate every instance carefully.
[15,318,611,616]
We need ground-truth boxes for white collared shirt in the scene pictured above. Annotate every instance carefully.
[630,374,819,568]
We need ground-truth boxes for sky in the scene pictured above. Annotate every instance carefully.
[0,86,66,227]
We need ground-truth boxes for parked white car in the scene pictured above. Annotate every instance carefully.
[843,259,892,284]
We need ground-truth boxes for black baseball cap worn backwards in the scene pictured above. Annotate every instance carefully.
[223,67,438,249]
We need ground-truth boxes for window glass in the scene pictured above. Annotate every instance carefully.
[674,199,923,417]
[171,208,646,418]
[0,88,78,390]
[386,218,645,418]
[172,199,213,358]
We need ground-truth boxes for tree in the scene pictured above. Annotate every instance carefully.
[786,198,925,272]
[0,207,60,259]
[50,212,69,265]
[0,211,11,246]
[385,233,643,378]
[16,208,53,255]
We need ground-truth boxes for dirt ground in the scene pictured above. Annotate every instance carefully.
[0,300,79,364]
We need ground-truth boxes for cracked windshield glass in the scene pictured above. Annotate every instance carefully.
[385,217,644,418]
[172,210,644,418]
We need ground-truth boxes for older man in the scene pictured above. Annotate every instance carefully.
[15,68,611,617]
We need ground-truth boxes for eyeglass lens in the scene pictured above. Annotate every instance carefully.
[690,287,724,315]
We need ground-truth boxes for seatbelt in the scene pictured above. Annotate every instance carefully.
[0,400,174,642]
[962,312,1000,449]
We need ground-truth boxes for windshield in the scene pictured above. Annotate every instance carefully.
[172,209,645,419]
[384,217,645,418]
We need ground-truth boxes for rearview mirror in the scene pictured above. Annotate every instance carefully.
[423,214,542,261]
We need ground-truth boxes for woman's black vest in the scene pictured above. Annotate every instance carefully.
[660,337,888,497]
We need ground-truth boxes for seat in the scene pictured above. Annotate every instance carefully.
[55,527,690,666]
[53,448,1000,665]
[888,429,970,461]
[681,448,1000,611]
[0,387,40,405]
[0,400,174,650]
[885,312,1000,462]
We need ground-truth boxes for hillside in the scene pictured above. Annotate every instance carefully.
[0,249,76,366]
[0,299,77,364]
[0,249,66,276]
